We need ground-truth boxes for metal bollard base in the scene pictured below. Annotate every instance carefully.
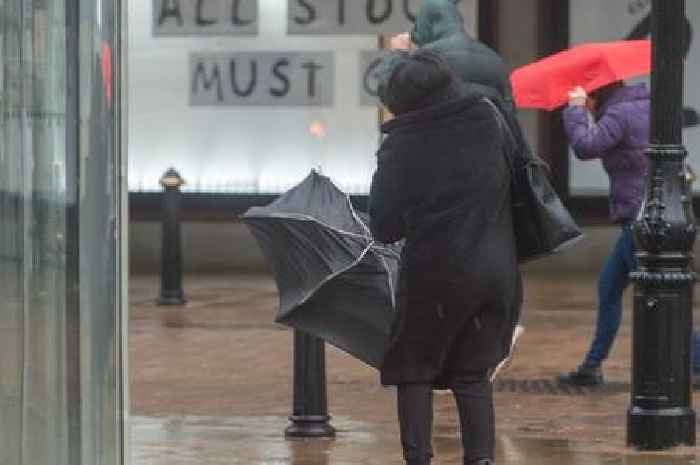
[627,407,696,450]
[157,291,187,306]
[285,415,335,439]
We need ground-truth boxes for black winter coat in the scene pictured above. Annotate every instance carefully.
[369,95,522,387]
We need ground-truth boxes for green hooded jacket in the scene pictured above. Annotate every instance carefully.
[410,0,514,110]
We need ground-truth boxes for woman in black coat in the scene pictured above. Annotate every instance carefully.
[369,49,521,465]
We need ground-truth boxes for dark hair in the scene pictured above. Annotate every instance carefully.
[376,48,459,115]
[591,81,624,108]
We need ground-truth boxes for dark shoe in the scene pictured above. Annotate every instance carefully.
[557,364,604,386]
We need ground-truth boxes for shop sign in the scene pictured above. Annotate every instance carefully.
[288,0,420,35]
[359,50,389,106]
[153,0,258,36]
[190,51,334,106]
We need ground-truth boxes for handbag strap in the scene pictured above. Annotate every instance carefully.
[481,97,551,173]
[482,97,517,172]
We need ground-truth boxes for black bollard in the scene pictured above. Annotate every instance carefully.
[285,330,335,438]
[157,168,187,306]
[628,0,696,449]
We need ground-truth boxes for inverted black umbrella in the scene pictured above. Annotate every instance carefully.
[242,171,401,368]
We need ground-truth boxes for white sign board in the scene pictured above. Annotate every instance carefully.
[288,0,420,35]
[190,52,334,106]
[153,0,259,36]
[359,50,389,106]
[569,0,700,194]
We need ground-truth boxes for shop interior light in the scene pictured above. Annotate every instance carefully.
[309,120,326,139]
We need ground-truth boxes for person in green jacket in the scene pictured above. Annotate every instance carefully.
[391,0,514,110]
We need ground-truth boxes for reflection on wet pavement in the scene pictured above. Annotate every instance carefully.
[130,275,700,463]
[131,415,698,465]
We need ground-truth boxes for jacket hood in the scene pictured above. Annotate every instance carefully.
[599,83,650,114]
[411,0,466,47]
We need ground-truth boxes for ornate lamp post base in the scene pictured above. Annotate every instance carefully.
[628,407,696,450]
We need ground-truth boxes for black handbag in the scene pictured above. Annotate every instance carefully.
[483,98,583,263]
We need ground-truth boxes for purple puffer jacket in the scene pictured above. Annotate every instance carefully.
[563,83,650,223]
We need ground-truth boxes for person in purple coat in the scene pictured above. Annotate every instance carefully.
[558,81,700,386]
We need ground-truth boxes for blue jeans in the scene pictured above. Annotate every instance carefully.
[585,224,700,373]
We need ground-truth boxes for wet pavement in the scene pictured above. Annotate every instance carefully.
[129,273,700,464]
[131,414,698,464]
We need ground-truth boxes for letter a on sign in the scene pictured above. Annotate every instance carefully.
[153,0,259,36]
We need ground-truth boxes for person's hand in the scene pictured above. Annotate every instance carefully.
[568,86,588,107]
[390,33,412,50]
[685,164,696,184]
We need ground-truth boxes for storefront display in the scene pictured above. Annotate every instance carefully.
[129,0,476,194]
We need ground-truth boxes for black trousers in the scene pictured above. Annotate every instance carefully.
[397,371,494,465]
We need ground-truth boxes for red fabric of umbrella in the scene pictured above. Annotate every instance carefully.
[511,40,651,111]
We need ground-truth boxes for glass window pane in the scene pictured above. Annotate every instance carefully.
[78,0,124,463]
[0,1,125,464]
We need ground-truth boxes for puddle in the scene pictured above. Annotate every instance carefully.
[131,415,698,464]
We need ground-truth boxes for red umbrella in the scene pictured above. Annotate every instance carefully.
[511,40,651,111]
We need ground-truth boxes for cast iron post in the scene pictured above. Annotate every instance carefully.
[628,0,696,449]
[157,168,187,306]
[285,331,335,438]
